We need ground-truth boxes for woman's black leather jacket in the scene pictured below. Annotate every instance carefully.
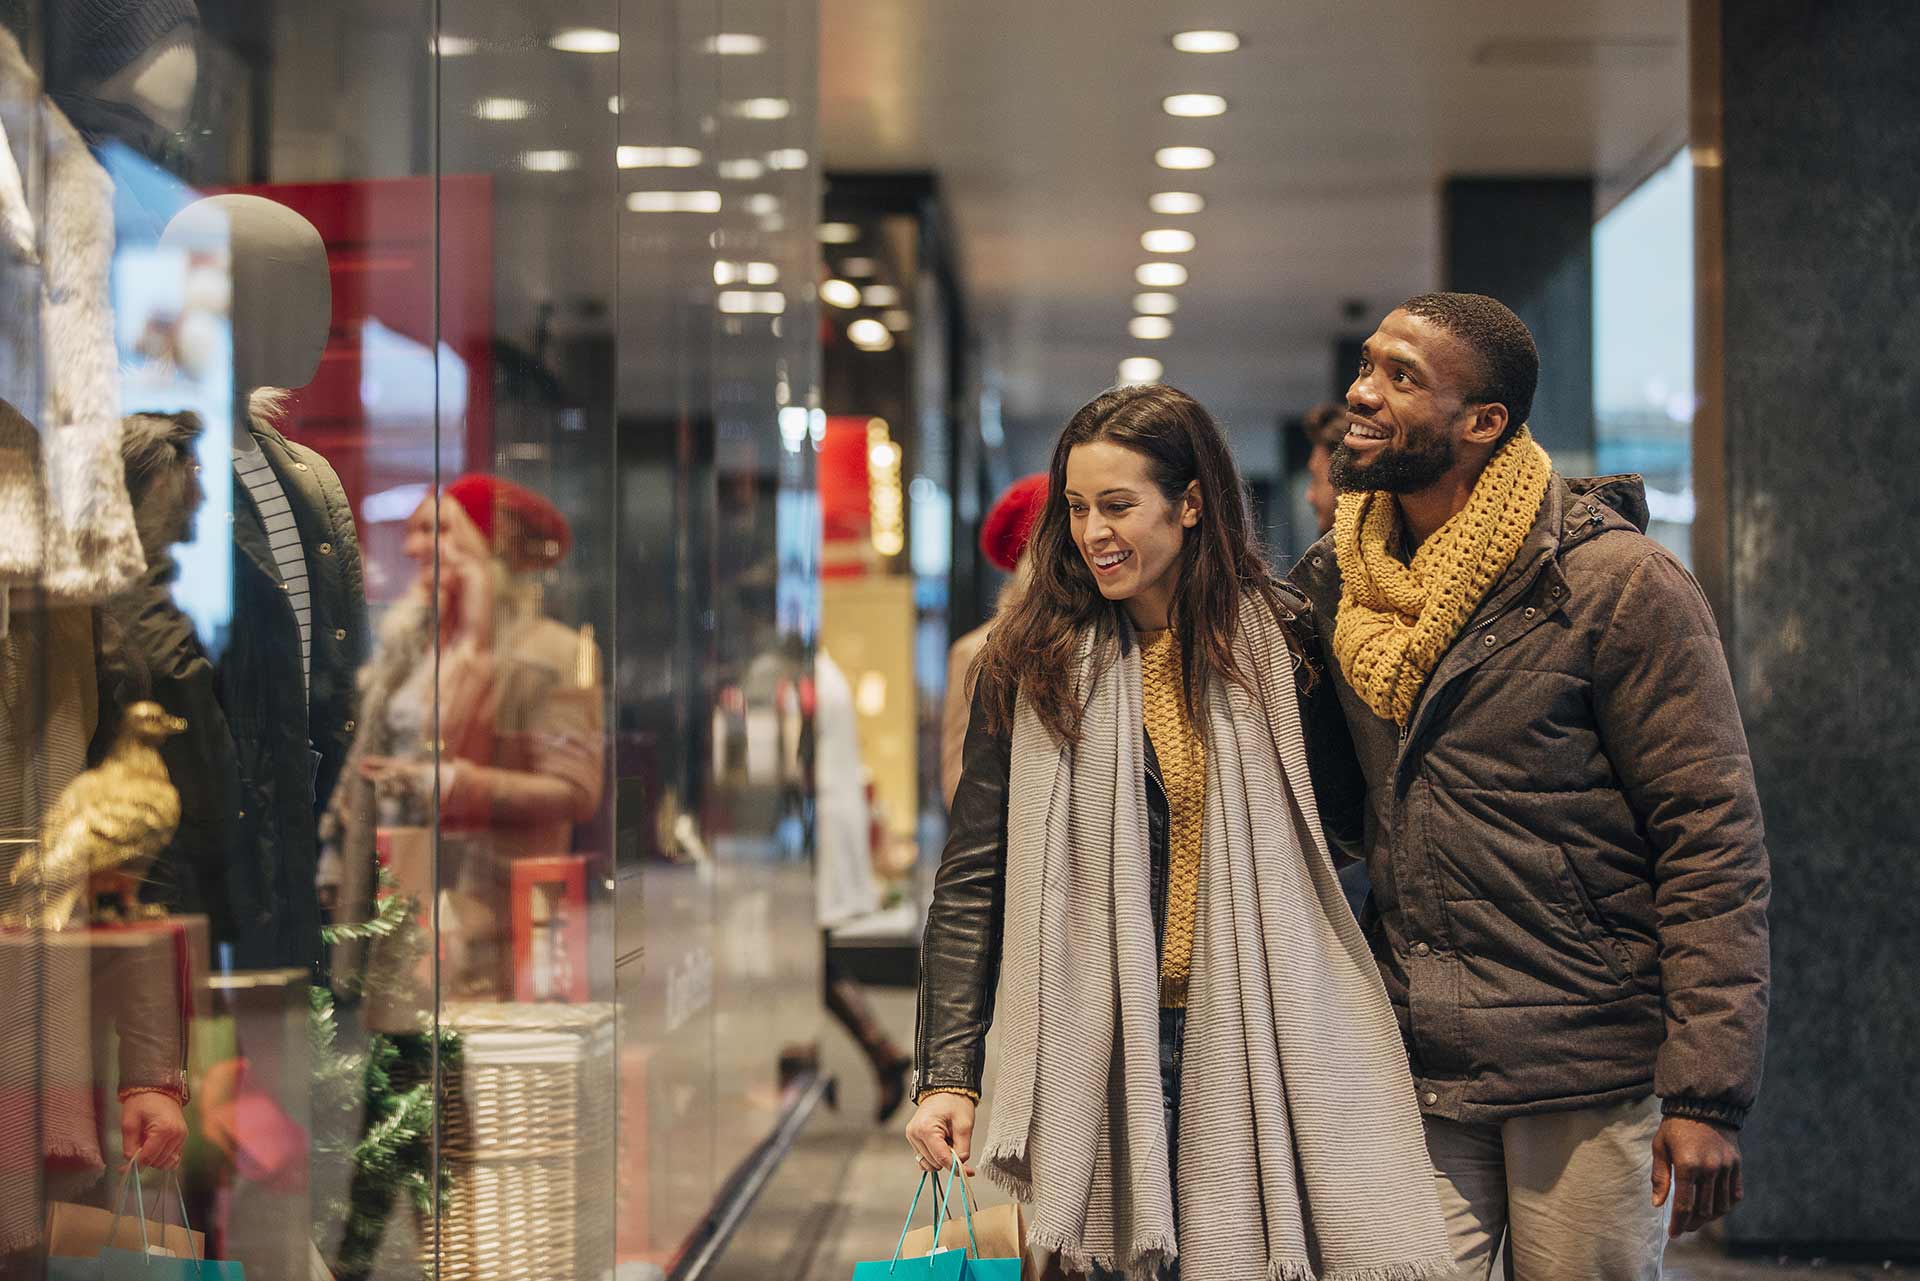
[912,585,1353,1100]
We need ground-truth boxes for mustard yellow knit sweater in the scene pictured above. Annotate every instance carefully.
[1139,628,1203,1009]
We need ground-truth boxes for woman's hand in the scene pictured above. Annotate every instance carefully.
[120,1090,187,1171]
[359,755,432,803]
[434,497,496,652]
[905,1092,977,1177]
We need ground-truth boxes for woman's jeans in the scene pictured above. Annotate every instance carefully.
[1090,1007,1185,1281]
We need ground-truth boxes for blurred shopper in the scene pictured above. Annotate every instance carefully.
[323,475,604,999]
[1299,400,1346,536]
[1296,401,1373,920]
[940,473,1047,808]
[1291,293,1770,1279]
[907,385,1450,1281]
[814,645,914,1122]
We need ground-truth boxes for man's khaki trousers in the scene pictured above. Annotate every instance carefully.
[1423,1096,1667,1281]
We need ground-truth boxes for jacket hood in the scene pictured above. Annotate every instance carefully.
[1564,474,1650,534]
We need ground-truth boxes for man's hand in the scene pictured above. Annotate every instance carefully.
[1652,1116,1743,1238]
[905,1092,977,1177]
[120,1090,188,1171]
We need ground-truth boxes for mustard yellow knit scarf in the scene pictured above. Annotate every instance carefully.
[1331,428,1552,726]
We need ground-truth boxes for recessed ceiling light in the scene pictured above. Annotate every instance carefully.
[718,290,785,314]
[1133,292,1180,316]
[729,98,792,120]
[1119,357,1165,384]
[433,34,477,57]
[474,97,531,121]
[849,318,895,351]
[765,148,810,170]
[1129,316,1174,341]
[520,149,578,172]
[744,194,781,216]
[718,158,766,180]
[840,256,878,278]
[1135,262,1189,287]
[1171,30,1240,54]
[704,33,767,55]
[820,278,862,309]
[550,27,620,54]
[1163,93,1228,118]
[627,190,722,213]
[862,284,902,308]
[818,222,860,244]
[618,145,703,168]
[882,309,913,332]
[1156,146,1216,171]
[1149,191,1205,216]
[1141,229,1196,254]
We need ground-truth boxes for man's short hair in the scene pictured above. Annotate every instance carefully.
[1399,292,1538,442]
[1300,401,1346,451]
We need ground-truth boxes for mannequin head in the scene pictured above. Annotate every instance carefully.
[161,194,331,396]
[53,0,200,134]
[94,25,197,133]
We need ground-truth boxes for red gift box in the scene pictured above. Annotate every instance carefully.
[510,856,588,1003]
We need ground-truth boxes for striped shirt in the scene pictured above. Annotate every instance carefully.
[232,442,312,697]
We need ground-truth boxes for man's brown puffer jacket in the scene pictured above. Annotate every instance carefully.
[1290,474,1770,1129]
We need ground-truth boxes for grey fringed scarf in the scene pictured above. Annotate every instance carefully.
[982,595,1452,1281]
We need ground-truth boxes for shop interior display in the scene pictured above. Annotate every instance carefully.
[8,698,185,927]
[161,192,369,977]
[0,25,145,612]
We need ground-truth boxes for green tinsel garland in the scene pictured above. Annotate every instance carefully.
[312,873,462,1281]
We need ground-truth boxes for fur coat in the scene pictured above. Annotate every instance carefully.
[0,28,143,604]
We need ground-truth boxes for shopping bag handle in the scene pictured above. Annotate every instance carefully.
[888,1166,958,1271]
[937,1156,984,1261]
[106,1161,209,1273]
[107,1162,153,1257]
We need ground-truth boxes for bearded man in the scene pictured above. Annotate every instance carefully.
[1290,293,1770,1281]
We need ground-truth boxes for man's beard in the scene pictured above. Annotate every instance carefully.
[1330,428,1455,495]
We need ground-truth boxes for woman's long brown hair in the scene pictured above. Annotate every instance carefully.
[973,383,1298,745]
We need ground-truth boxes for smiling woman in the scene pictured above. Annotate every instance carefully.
[970,382,1293,746]
[906,380,1455,1280]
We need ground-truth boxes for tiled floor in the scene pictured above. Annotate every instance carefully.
[780,988,1916,1281]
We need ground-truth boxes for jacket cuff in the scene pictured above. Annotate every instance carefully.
[1661,1096,1748,1130]
[119,1080,190,1107]
[912,1066,982,1102]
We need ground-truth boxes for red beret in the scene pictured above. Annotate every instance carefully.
[444,474,573,569]
[979,473,1049,572]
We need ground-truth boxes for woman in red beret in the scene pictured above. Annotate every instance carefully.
[939,474,1048,808]
[321,474,604,1001]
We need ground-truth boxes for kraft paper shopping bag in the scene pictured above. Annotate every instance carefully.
[900,1165,1029,1278]
[46,1166,243,1280]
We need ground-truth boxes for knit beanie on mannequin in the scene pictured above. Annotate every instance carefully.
[58,0,198,86]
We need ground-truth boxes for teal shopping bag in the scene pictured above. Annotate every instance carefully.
[850,1167,971,1281]
[936,1161,1021,1281]
[48,1166,244,1281]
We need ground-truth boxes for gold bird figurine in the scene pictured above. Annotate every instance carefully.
[9,700,187,929]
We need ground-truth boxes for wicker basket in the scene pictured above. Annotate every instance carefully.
[434,1002,617,1281]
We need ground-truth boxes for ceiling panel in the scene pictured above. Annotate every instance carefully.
[821,0,1687,467]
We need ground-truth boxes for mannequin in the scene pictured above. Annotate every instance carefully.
[160,195,367,976]
[93,25,197,135]
[47,0,199,163]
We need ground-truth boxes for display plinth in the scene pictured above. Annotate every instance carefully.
[436,1001,617,1281]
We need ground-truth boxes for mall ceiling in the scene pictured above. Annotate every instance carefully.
[820,0,1689,470]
